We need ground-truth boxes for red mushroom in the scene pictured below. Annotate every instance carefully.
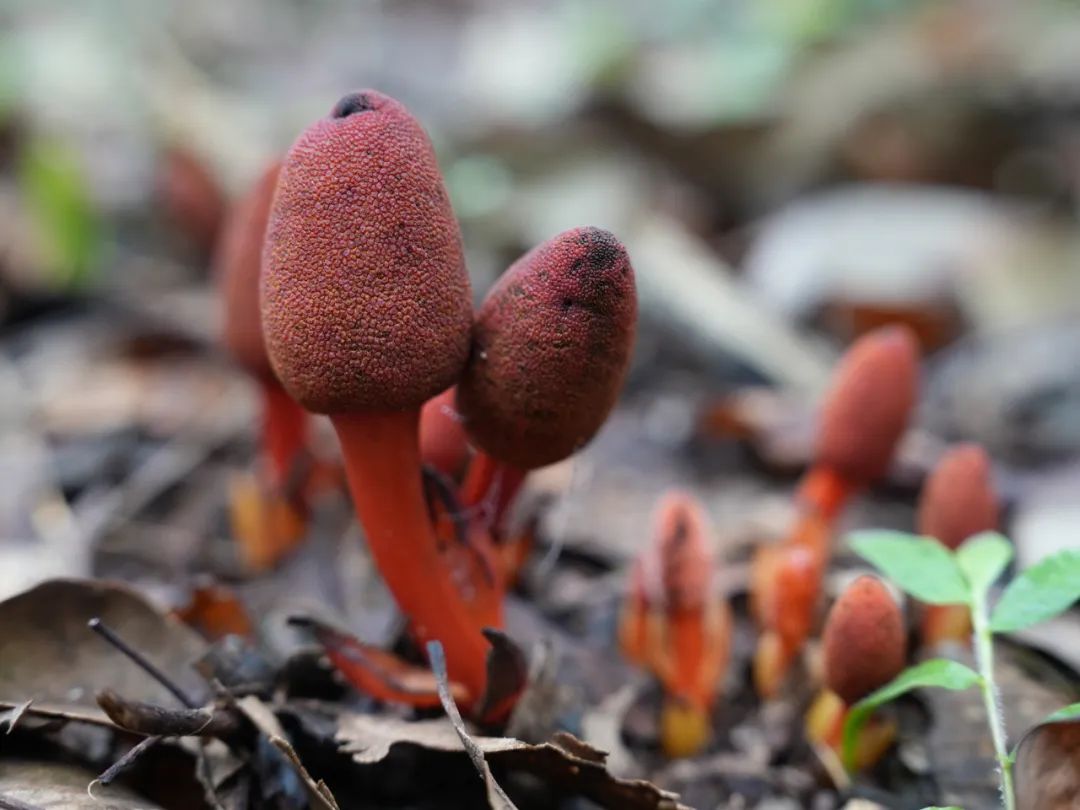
[806,575,907,768]
[216,160,310,492]
[752,325,919,697]
[455,227,637,582]
[261,90,488,700]
[823,576,906,704]
[619,491,732,757]
[158,144,226,258]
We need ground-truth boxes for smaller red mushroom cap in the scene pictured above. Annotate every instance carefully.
[815,325,920,485]
[823,576,906,704]
[216,161,282,377]
[918,443,999,550]
[640,490,715,612]
[262,90,472,414]
[158,145,226,255]
[457,227,636,469]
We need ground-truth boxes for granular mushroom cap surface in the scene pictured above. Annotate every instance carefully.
[918,443,999,550]
[823,575,907,704]
[643,491,715,613]
[261,90,472,414]
[457,226,637,468]
[816,326,920,484]
[217,160,281,377]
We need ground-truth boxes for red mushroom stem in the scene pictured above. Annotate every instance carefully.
[332,410,493,698]
[459,451,527,526]
[259,376,310,491]
[420,387,470,480]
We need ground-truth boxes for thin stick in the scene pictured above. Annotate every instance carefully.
[87,618,198,708]
[94,735,163,786]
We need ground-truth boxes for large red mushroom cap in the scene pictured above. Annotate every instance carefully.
[823,575,906,704]
[815,325,920,484]
[457,226,637,469]
[918,443,999,550]
[216,161,281,377]
[261,90,472,414]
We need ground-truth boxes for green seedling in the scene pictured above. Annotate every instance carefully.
[843,529,1080,810]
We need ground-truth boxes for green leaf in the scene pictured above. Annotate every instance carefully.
[955,532,1013,598]
[1043,702,1080,724]
[849,531,970,605]
[841,659,981,770]
[990,549,1080,633]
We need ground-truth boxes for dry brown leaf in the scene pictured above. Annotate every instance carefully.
[0,578,208,725]
[336,712,686,810]
[1014,716,1080,810]
[0,759,163,809]
[174,581,255,641]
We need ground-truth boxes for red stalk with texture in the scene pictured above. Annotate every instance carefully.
[619,490,732,757]
[261,90,489,701]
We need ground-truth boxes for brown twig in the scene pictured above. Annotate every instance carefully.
[95,735,163,786]
[96,689,239,738]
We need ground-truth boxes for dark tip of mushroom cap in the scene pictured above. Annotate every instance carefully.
[331,92,377,118]
[456,226,637,469]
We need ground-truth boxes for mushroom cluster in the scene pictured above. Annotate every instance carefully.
[250,90,637,709]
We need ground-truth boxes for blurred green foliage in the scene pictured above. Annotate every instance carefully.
[17,138,103,289]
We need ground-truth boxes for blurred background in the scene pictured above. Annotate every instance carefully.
[4,2,1080,583]
[2,1,1080,806]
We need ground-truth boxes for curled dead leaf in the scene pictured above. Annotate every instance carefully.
[1014,715,1080,810]
[336,712,687,810]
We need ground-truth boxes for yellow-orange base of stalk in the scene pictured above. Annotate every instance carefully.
[805,689,897,772]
